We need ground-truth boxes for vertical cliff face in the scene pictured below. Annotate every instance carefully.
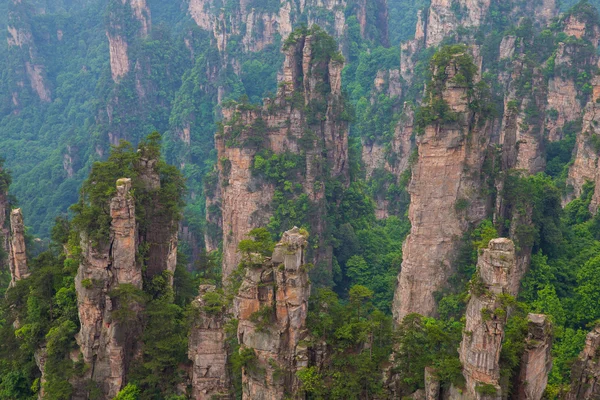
[106,0,151,82]
[188,0,387,53]
[234,228,310,400]
[455,238,516,400]
[425,0,491,48]
[8,208,29,287]
[393,50,492,322]
[567,326,600,400]
[210,27,349,278]
[515,314,553,400]
[188,285,230,399]
[75,178,141,399]
[7,0,52,104]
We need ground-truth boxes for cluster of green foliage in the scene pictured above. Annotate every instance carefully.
[298,286,394,399]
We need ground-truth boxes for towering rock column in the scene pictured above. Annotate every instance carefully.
[8,208,29,287]
[188,285,230,399]
[234,228,311,400]
[210,28,349,279]
[515,314,553,400]
[567,326,600,400]
[75,178,141,399]
[454,238,516,400]
[393,50,491,322]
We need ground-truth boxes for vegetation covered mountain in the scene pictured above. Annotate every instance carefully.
[5,0,600,399]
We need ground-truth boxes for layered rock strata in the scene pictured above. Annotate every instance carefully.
[188,285,230,399]
[515,314,553,400]
[567,325,600,400]
[75,178,141,399]
[8,208,29,287]
[234,228,310,400]
[393,52,491,322]
[210,29,349,278]
[455,238,516,400]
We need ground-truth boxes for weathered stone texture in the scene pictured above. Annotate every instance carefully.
[188,285,230,399]
[234,228,310,400]
[75,178,141,399]
[516,314,553,400]
[455,238,516,400]
[9,208,29,287]
[213,32,348,278]
[567,326,600,400]
[393,55,490,322]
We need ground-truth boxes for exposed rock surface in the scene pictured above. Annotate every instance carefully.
[188,285,230,399]
[393,53,491,322]
[567,325,600,400]
[8,208,29,287]
[234,228,310,400]
[7,0,51,103]
[75,178,141,399]
[426,0,491,48]
[188,0,388,53]
[209,30,349,278]
[515,314,553,400]
[454,238,516,400]
[107,0,151,82]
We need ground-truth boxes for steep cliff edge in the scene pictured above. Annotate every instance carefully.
[188,285,230,399]
[516,314,553,400]
[234,227,310,400]
[106,0,151,82]
[567,326,600,400]
[188,0,388,53]
[208,26,349,279]
[454,238,516,400]
[393,47,493,322]
[75,178,141,399]
[8,208,29,287]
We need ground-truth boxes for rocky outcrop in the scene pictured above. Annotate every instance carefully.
[106,0,151,82]
[454,238,516,400]
[567,325,600,400]
[567,75,600,208]
[515,314,553,400]
[188,285,230,399]
[8,208,29,287]
[211,28,349,278]
[188,0,387,53]
[393,51,491,322]
[234,228,310,400]
[7,0,51,103]
[425,0,491,48]
[75,178,141,399]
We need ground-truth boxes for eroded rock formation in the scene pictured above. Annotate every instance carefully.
[75,178,141,399]
[515,314,553,400]
[209,28,349,278]
[188,285,230,399]
[188,0,388,53]
[8,208,29,287]
[107,0,151,82]
[234,228,310,400]
[567,325,600,400]
[393,51,491,321]
[7,0,52,103]
[455,238,516,400]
